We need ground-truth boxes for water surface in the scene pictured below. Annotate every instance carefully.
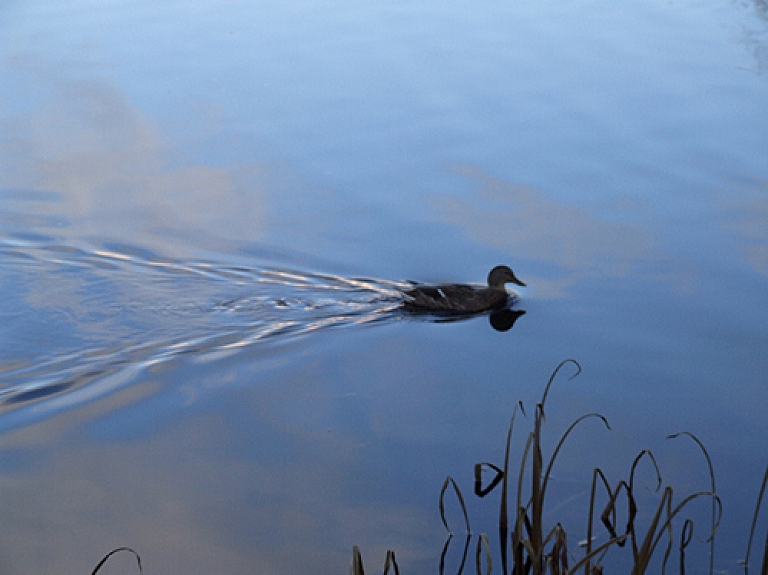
[1,1,768,573]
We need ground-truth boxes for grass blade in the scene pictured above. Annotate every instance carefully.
[476,533,492,575]
[667,431,718,575]
[541,413,611,505]
[351,545,365,575]
[440,534,471,575]
[540,359,581,411]
[499,402,524,575]
[440,476,471,534]
[475,462,504,498]
[90,547,142,575]
[383,549,400,575]
[743,465,768,574]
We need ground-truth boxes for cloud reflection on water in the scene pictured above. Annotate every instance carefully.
[720,182,768,278]
[1,77,269,255]
[0,365,440,575]
[435,165,659,298]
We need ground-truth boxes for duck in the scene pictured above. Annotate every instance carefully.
[402,265,525,314]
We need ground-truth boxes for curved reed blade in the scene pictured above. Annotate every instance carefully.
[678,519,695,575]
[667,431,718,575]
[499,402,524,575]
[599,480,631,545]
[638,490,723,575]
[475,462,504,498]
[629,450,662,494]
[439,533,471,575]
[475,533,492,575]
[541,413,611,504]
[90,547,142,575]
[742,465,768,575]
[440,476,471,534]
[584,468,623,571]
[351,545,365,575]
[539,359,581,412]
[383,550,400,575]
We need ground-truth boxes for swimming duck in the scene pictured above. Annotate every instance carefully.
[403,265,525,314]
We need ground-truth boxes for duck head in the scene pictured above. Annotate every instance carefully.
[487,265,526,289]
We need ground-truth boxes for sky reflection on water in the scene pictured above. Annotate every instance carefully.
[1,0,768,573]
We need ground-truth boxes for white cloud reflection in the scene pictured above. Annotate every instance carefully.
[434,165,660,298]
[720,181,768,278]
[1,76,269,256]
[0,376,440,575]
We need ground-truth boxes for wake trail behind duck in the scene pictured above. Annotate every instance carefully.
[0,235,410,424]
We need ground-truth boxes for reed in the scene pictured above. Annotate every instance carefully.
[354,359,768,575]
[448,359,722,575]
[91,547,142,574]
[351,545,400,575]
[742,465,768,575]
[82,362,766,575]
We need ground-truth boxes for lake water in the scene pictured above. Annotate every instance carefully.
[1,1,768,573]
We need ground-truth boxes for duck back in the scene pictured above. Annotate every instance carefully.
[403,284,508,314]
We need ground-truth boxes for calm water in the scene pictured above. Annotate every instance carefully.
[2,1,768,573]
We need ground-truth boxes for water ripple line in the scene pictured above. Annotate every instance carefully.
[0,235,411,425]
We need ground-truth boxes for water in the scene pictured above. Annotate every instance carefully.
[1,1,768,573]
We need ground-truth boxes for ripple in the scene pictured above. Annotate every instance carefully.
[0,235,411,424]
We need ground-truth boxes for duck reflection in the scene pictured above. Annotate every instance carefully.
[401,265,526,331]
[403,304,525,332]
[489,308,526,332]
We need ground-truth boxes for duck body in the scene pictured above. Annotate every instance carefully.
[402,265,525,315]
[403,284,510,313]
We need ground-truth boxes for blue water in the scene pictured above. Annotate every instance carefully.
[1,1,768,573]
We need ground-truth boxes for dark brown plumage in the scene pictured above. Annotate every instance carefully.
[403,265,525,314]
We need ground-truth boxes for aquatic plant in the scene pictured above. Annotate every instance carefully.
[742,465,768,575]
[354,360,768,575]
[350,545,400,575]
[85,362,767,575]
[441,359,722,575]
[90,547,142,574]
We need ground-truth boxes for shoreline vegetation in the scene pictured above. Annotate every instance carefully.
[351,360,768,575]
[90,360,767,575]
